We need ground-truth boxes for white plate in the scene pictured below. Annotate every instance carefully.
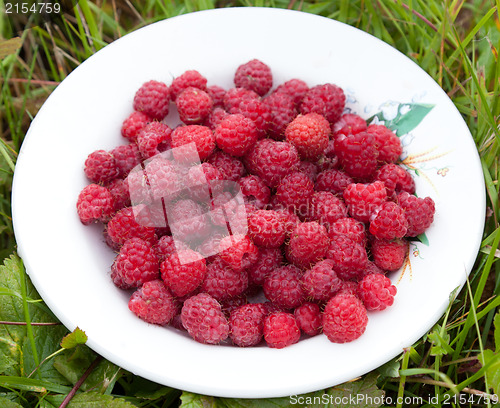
[12,7,485,398]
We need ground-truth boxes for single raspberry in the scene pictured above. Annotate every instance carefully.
[77,184,114,224]
[214,113,258,157]
[111,237,159,289]
[398,192,436,236]
[238,175,271,209]
[181,293,229,344]
[275,172,314,215]
[300,83,345,124]
[328,217,366,246]
[220,295,248,318]
[343,181,387,222]
[367,124,402,163]
[219,235,259,272]
[110,144,142,178]
[207,85,226,108]
[322,292,368,343]
[106,178,131,211]
[128,279,176,325]
[315,169,353,196]
[133,80,170,120]
[171,125,215,161]
[133,201,167,230]
[263,312,301,348]
[326,236,368,281]
[308,191,348,229]
[228,96,271,138]
[205,107,229,130]
[297,161,319,182]
[206,150,246,182]
[369,201,408,239]
[229,303,267,347]
[234,59,273,96]
[247,209,286,248]
[294,302,322,336]
[137,122,172,159]
[371,238,408,271]
[274,78,309,108]
[273,208,300,237]
[161,249,206,297]
[375,163,416,195]
[121,111,150,142]
[168,199,209,242]
[140,157,180,202]
[154,235,188,262]
[186,163,222,201]
[301,259,342,302]
[263,265,305,309]
[201,257,249,302]
[262,92,297,140]
[334,132,379,179]
[107,207,156,247]
[170,70,207,100]
[84,150,119,183]
[246,247,283,286]
[223,87,260,112]
[176,87,213,124]
[358,273,397,311]
[285,113,330,160]
[196,232,225,262]
[287,222,330,269]
[332,113,367,138]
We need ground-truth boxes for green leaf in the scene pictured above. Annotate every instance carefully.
[65,392,136,407]
[180,392,217,408]
[61,327,88,349]
[220,395,303,408]
[494,311,500,352]
[0,397,24,408]
[369,103,434,136]
[483,349,500,396]
[377,358,401,378]
[416,233,429,246]
[428,326,454,356]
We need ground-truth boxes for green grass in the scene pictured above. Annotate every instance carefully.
[1,1,499,407]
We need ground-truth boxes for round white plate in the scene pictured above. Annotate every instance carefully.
[12,7,485,398]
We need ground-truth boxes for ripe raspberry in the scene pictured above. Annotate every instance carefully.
[234,59,273,96]
[398,192,436,237]
[121,111,150,142]
[338,280,359,297]
[357,260,386,281]
[238,175,271,209]
[76,184,114,225]
[220,295,248,318]
[128,279,176,325]
[358,273,397,311]
[207,85,226,108]
[171,125,215,161]
[328,217,366,246]
[285,113,330,160]
[196,232,225,262]
[154,235,188,262]
[369,201,408,239]
[375,163,416,195]
[111,238,159,289]
[223,87,260,112]
[274,78,309,108]
[201,257,249,302]
[263,265,305,309]
[262,92,297,140]
[294,302,322,336]
[137,122,172,160]
[308,191,348,229]
[181,293,229,344]
[332,113,367,138]
[371,238,408,271]
[206,150,246,181]
[161,249,206,297]
[84,150,119,183]
[275,172,314,215]
[176,87,213,124]
[326,236,368,280]
[297,160,319,182]
[301,259,342,302]
[106,178,131,211]
[367,124,402,163]
[219,235,259,272]
[273,207,300,237]
[322,293,368,343]
[205,107,229,130]
[107,207,156,247]
[300,83,345,124]
[186,163,221,201]
[315,169,353,196]
[334,132,379,179]
[247,247,283,286]
[247,209,286,248]
[110,144,142,178]
[229,96,271,138]
[287,222,330,269]
[343,181,387,222]
[214,114,258,157]
[168,199,209,242]
[208,190,246,229]
[229,303,266,347]
[170,70,207,100]
[140,157,180,202]
[133,80,170,120]
[263,312,301,348]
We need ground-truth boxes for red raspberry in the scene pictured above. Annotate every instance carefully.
[328,217,366,246]
[275,172,314,215]
[220,295,248,318]
[181,293,229,344]
[315,169,353,196]
[263,265,305,309]
[287,222,330,269]
[137,122,172,159]
[229,96,271,138]
[77,184,114,225]
[326,236,368,281]
[208,190,246,228]
[301,259,342,302]
[274,78,309,108]
[107,207,156,247]
[332,113,367,138]
[398,192,436,237]
[219,234,259,272]
[196,232,225,262]
[343,181,387,222]
[285,113,330,160]
[229,303,266,347]
[214,114,258,157]
[297,160,319,182]
[308,191,348,229]
[121,111,150,142]
[294,302,322,336]
[205,107,229,130]
[133,80,170,120]
[111,237,159,289]
[273,207,300,237]
[238,175,271,209]
[300,83,345,124]
[206,150,246,182]
[367,124,402,163]
[369,201,408,239]
[223,87,260,112]
[106,178,131,211]
[168,199,209,242]
[371,238,408,271]
[375,163,416,195]
[154,235,188,262]
[186,163,221,201]
[201,257,249,302]
[247,247,283,286]
[171,125,215,161]
[263,312,301,348]
[140,157,180,202]
[338,280,359,297]
[110,144,142,178]
[128,279,176,325]
[262,92,297,140]
[358,273,397,311]
[161,249,206,297]
[207,85,226,108]
[322,292,368,343]
[234,59,273,96]
[84,150,119,183]
[176,87,213,125]
[334,132,379,179]
[170,70,207,100]
[247,209,286,248]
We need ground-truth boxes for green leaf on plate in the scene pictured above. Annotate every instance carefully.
[63,391,136,407]
[416,233,429,246]
[369,103,434,136]
[61,327,88,349]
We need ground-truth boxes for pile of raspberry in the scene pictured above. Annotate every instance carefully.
[77,59,435,348]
